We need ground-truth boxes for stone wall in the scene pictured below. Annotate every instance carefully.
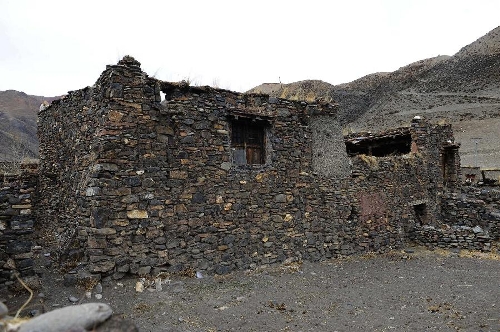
[37,57,161,263]
[0,164,38,287]
[36,56,463,279]
[411,225,492,251]
[411,117,461,190]
[37,86,97,257]
[412,186,500,251]
[442,188,497,227]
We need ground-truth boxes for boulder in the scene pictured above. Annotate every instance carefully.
[17,303,112,332]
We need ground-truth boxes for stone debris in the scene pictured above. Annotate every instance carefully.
[68,296,79,303]
[135,280,144,293]
[95,282,103,294]
[29,309,40,317]
[155,278,162,291]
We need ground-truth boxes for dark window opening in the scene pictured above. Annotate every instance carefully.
[413,203,428,225]
[231,119,266,165]
[442,147,457,187]
[345,134,411,157]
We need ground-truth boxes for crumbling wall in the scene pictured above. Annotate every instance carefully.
[411,186,500,251]
[37,86,97,256]
[0,164,38,287]
[411,226,492,251]
[349,152,435,251]
[411,117,461,190]
[35,57,464,280]
[37,56,160,264]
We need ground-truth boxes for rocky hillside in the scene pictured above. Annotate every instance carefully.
[250,26,500,168]
[2,27,499,169]
[0,90,56,163]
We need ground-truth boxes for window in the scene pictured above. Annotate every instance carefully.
[231,119,266,165]
[345,132,411,157]
[413,203,428,225]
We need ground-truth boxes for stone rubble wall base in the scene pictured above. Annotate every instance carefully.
[0,164,38,288]
[413,186,500,252]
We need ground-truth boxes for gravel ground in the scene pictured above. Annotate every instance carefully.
[3,247,500,332]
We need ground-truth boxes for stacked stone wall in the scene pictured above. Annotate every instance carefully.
[411,225,492,251]
[35,57,465,279]
[411,118,460,191]
[37,86,97,254]
[0,164,38,287]
[412,186,500,251]
[37,57,161,261]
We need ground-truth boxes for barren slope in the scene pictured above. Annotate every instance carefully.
[250,26,500,168]
[0,90,56,162]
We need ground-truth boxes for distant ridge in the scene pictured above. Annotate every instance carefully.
[455,26,500,57]
[2,27,500,168]
[249,26,500,168]
[0,90,57,162]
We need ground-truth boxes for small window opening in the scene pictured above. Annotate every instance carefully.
[413,203,428,225]
[231,118,266,165]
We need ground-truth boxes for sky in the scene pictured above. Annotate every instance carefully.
[1,0,499,97]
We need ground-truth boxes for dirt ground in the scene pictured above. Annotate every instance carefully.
[3,246,500,332]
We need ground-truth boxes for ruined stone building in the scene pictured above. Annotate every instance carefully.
[1,56,499,284]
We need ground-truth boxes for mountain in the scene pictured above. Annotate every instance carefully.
[249,26,500,168]
[0,90,57,164]
[2,27,500,169]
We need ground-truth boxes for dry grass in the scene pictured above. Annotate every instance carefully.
[0,274,37,330]
[177,267,196,278]
[134,302,154,314]
[280,260,303,273]
[358,154,379,169]
[456,248,500,260]
[76,276,99,291]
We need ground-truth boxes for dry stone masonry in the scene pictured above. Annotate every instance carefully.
[1,56,498,286]
[414,186,500,251]
[0,164,38,284]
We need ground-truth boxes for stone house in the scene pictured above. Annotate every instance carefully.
[6,56,489,283]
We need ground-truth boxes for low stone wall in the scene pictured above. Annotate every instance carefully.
[0,164,38,287]
[412,186,500,251]
[411,225,492,251]
[441,187,500,232]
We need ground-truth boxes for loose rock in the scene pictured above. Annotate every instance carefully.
[0,301,8,319]
[68,296,79,303]
[17,303,113,332]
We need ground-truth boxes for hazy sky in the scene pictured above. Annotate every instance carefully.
[1,0,499,97]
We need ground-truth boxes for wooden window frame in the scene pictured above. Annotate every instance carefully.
[231,118,266,165]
